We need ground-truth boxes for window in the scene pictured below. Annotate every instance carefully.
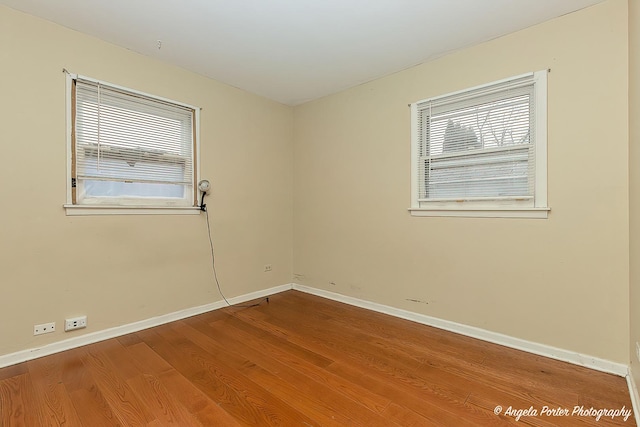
[65,74,200,215]
[409,71,548,218]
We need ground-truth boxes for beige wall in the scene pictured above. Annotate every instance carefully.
[630,0,640,381]
[293,0,630,363]
[0,5,293,356]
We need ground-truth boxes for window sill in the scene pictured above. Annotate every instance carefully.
[408,207,550,219]
[64,205,202,216]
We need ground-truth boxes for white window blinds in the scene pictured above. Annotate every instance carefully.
[73,78,195,206]
[415,74,536,203]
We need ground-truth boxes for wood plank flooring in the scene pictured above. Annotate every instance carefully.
[0,290,635,426]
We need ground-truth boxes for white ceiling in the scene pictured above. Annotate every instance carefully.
[1,0,603,105]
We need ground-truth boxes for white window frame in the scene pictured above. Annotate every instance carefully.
[409,71,549,219]
[64,73,201,216]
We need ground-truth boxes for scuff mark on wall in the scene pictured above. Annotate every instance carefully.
[406,298,429,305]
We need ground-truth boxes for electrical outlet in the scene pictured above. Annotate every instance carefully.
[264,264,272,272]
[34,322,56,336]
[65,316,87,332]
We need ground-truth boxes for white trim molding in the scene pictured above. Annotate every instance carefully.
[408,207,550,219]
[0,284,291,369]
[64,205,202,216]
[292,284,628,377]
[626,370,640,426]
[1,282,631,388]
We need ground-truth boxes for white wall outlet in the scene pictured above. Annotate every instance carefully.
[264,264,272,272]
[34,322,56,336]
[65,316,87,332]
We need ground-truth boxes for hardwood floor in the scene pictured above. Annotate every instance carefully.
[0,290,635,426]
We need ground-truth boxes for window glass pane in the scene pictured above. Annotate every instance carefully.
[428,94,530,156]
[420,91,533,200]
[84,180,184,198]
[426,149,529,199]
[79,155,189,184]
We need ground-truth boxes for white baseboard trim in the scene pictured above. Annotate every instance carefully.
[0,284,292,369]
[292,284,629,377]
[2,282,631,382]
[626,369,640,426]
